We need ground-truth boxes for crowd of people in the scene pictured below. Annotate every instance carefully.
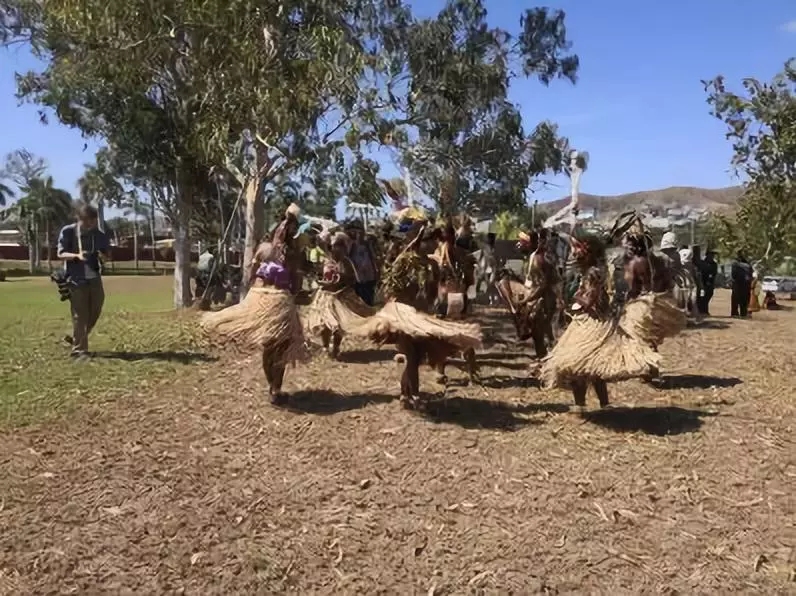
[51,202,778,411]
[196,204,695,411]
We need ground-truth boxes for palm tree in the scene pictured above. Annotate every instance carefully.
[78,148,124,231]
[0,181,13,207]
[13,176,73,271]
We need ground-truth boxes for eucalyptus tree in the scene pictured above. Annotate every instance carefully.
[390,1,580,216]
[6,0,415,304]
[704,59,796,268]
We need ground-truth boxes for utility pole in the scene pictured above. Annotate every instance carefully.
[532,199,538,228]
[404,167,413,207]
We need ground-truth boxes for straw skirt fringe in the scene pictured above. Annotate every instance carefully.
[200,287,309,365]
[619,292,687,346]
[540,292,687,388]
[540,314,660,388]
[349,300,482,352]
[306,287,376,336]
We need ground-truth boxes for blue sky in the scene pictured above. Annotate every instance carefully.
[1,0,795,212]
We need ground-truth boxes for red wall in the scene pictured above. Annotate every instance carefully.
[0,245,200,263]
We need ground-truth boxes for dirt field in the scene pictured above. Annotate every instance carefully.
[1,291,794,594]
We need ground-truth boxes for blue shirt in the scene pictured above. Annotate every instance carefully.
[56,223,109,284]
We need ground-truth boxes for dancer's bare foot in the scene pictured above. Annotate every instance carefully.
[269,392,288,406]
[400,394,422,410]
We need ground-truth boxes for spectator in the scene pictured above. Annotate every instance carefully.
[698,250,718,315]
[730,250,753,318]
[56,204,110,359]
[347,222,379,306]
[748,270,761,313]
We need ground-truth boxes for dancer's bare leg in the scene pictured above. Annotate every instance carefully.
[592,378,610,408]
[531,322,548,359]
[331,331,342,359]
[321,328,332,353]
[571,378,588,414]
[398,337,421,409]
[463,347,479,384]
[435,363,447,384]
[262,347,287,405]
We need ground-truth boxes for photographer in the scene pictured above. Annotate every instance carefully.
[56,204,110,359]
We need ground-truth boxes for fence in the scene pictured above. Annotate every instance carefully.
[0,244,200,263]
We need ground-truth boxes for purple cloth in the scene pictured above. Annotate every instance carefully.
[256,261,291,291]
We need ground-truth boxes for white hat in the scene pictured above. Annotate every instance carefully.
[660,231,677,250]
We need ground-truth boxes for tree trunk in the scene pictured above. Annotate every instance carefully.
[133,209,139,271]
[97,200,106,233]
[172,186,193,308]
[215,179,227,265]
[150,197,157,269]
[241,177,264,298]
[45,220,52,271]
[33,220,41,270]
[27,224,35,274]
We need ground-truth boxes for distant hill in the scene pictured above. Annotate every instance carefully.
[543,186,744,219]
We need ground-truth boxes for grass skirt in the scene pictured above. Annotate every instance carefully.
[306,287,377,336]
[619,292,687,346]
[540,292,686,388]
[540,314,660,388]
[349,300,482,352]
[200,287,309,365]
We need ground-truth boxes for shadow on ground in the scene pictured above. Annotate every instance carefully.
[476,359,532,371]
[584,406,716,436]
[477,351,531,360]
[655,374,742,390]
[481,374,541,390]
[283,389,394,415]
[687,319,731,330]
[92,350,217,363]
[420,395,568,431]
[337,349,395,364]
[447,373,541,391]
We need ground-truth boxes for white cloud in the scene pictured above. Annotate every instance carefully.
[780,20,796,33]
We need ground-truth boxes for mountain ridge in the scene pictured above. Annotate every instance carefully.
[542,185,743,216]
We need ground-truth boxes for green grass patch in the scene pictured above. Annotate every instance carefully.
[0,276,209,426]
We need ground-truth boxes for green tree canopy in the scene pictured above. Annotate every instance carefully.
[704,59,796,267]
[5,0,412,304]
[391,1,578,216]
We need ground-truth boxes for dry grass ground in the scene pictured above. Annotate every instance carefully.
[0,279,794,595]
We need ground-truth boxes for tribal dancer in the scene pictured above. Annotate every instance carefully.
[620,231,685,358]
[540,233,677,410]
[306,231,376,358]
[351,222,481,410]
[201,204,309,405]
[430,220,479,383]
[495,229,559,358]
[624,233,674,299]
[381,223,440,312]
